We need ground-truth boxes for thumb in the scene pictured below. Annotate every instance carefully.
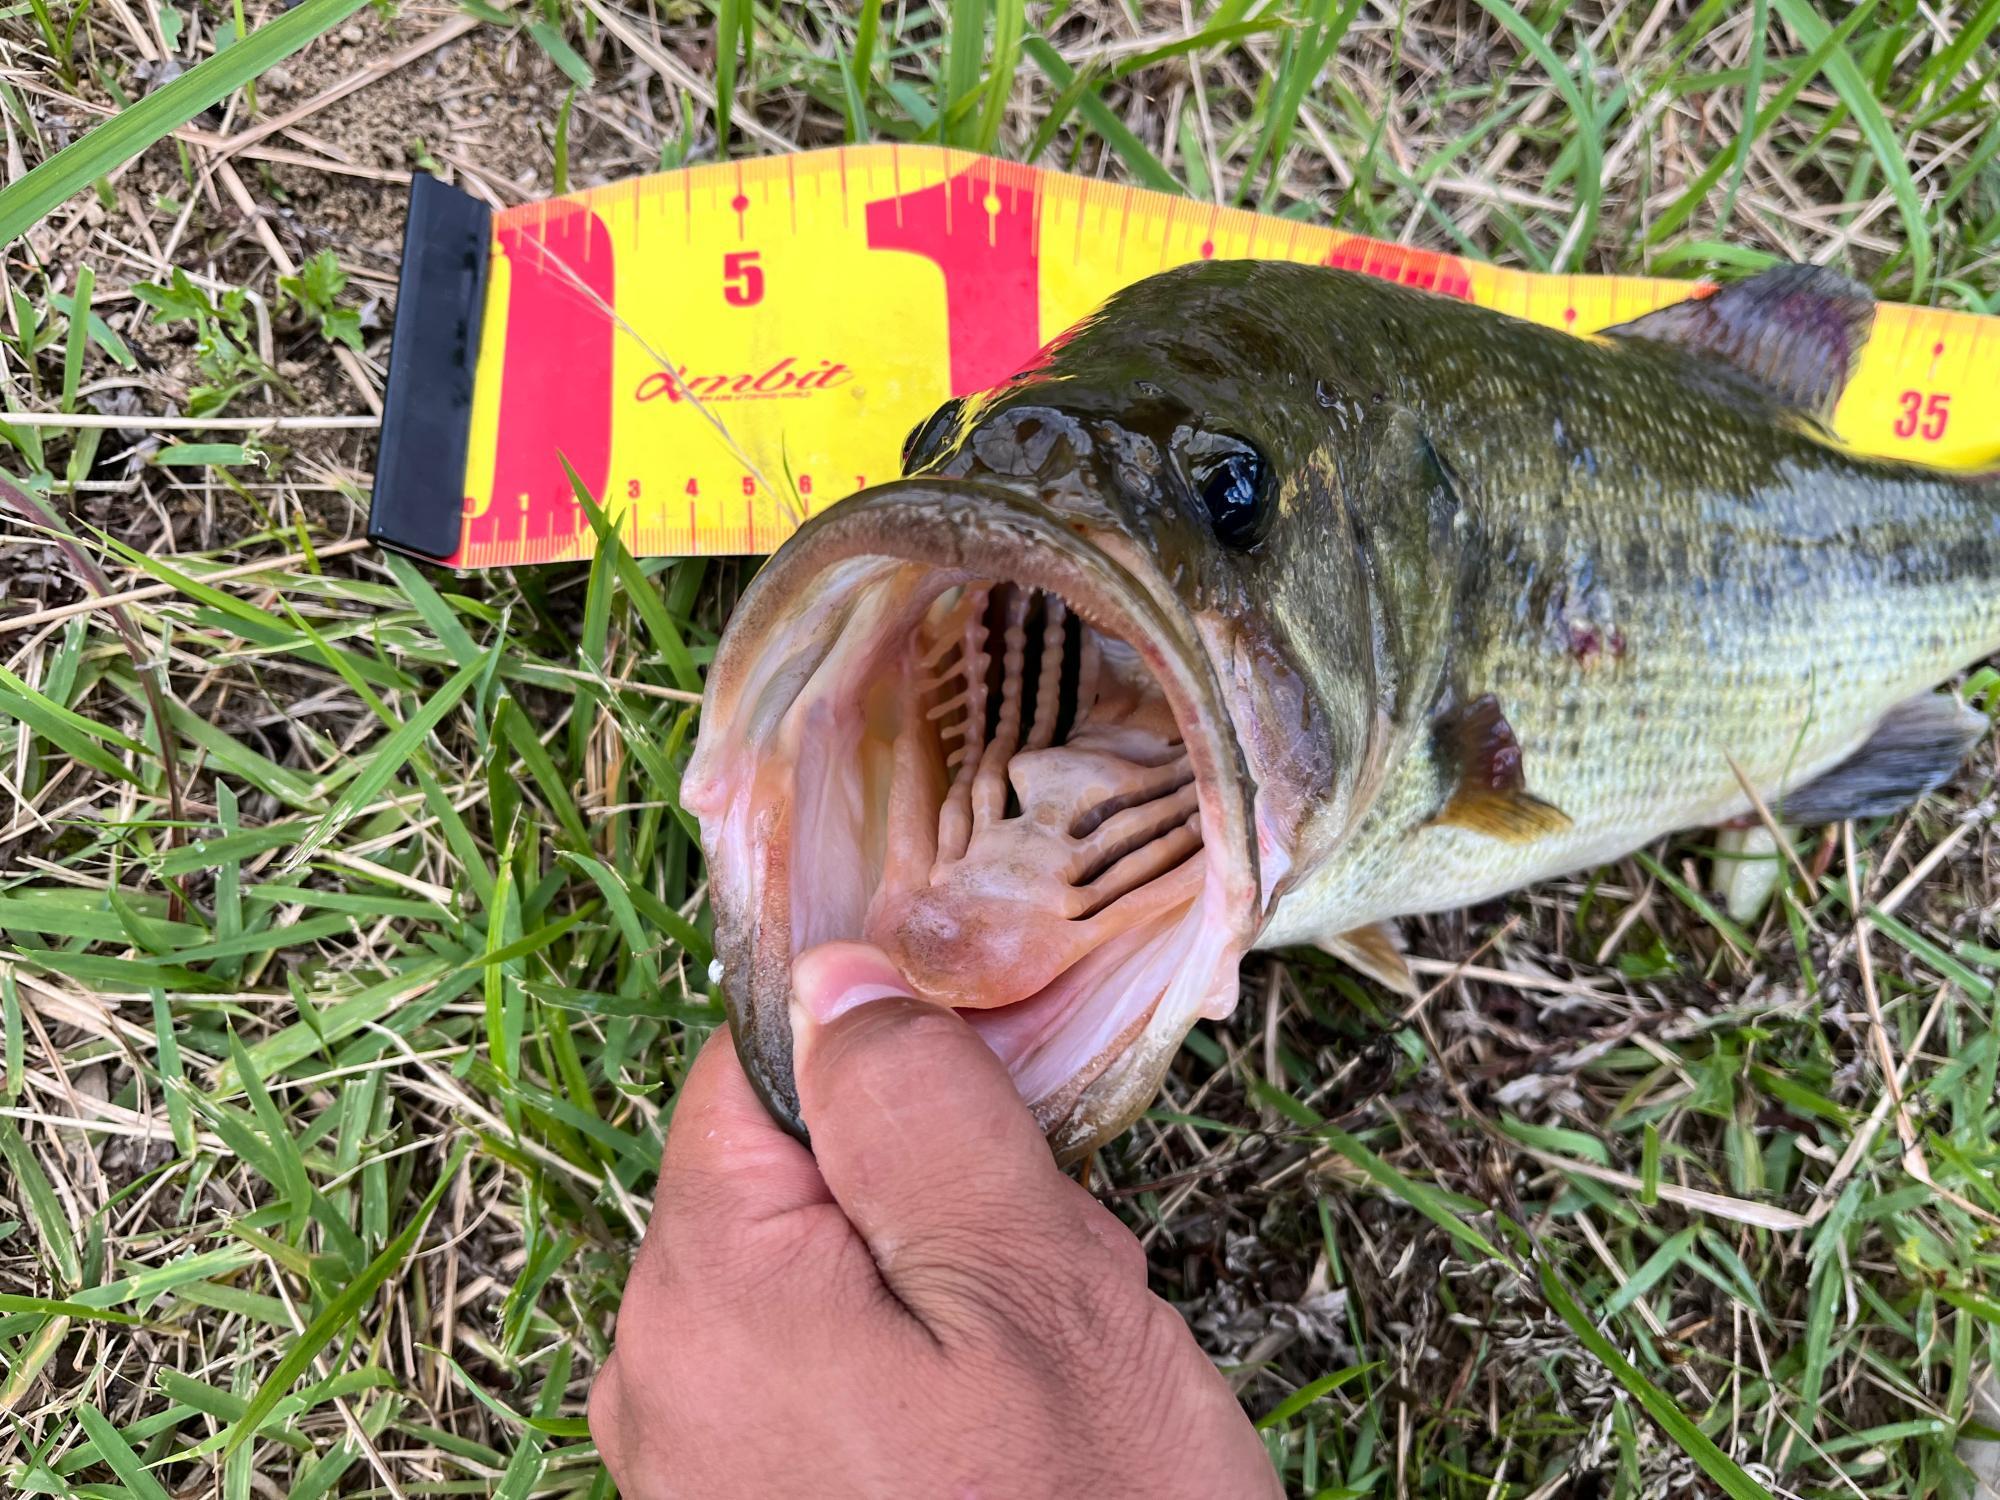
[789,942,1079,1303]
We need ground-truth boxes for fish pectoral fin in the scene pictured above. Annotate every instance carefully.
[1316,922,1419,998]
[1433,784,1573,842]
[1427,693,1574,844]
[1599,263,1874,422]
[1775,693,1988,826]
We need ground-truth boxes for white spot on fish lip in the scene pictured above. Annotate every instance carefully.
[707,958,725,986]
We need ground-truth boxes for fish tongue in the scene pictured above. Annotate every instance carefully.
[864,582,1202,1010]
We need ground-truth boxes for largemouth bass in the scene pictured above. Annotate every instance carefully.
[683,262,2000,1161]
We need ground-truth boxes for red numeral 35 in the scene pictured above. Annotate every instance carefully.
[1894,389,1949,440]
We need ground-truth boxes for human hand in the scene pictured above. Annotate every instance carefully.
[589,940,1282,1499]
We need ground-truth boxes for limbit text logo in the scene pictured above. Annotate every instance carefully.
[634,357,854,404]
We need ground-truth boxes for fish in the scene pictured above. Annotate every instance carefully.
[682,261,2000,1163]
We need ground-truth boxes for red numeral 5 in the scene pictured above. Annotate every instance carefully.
[1894,389,1949,440]
[1921,392,1949,439]
[724,251,764,307]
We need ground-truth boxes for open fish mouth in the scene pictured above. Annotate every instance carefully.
[683,478,1261,1161]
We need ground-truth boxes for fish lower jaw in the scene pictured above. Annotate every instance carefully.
[701,557,1252,1151]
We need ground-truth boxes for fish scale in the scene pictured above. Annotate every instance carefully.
[1253,272,2000,942]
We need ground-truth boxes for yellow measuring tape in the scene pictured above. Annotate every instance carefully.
[364,145,2000,569]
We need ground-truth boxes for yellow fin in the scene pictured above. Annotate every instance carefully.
[1316,922,1419,998]
[1433,785,1572,842]
[1427,693,1573,844]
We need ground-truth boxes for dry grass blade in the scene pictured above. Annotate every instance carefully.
[0,475,187,918]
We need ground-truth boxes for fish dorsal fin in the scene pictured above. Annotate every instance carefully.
[1316,922,1418,998]
[1428,694,1572,843]
[1600,264,1874,421]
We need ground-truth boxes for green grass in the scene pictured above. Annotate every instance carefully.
[2,2,1998,1497]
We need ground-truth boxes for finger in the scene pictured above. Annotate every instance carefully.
[660,1026,831,1230]
[585,1351,628,1477]
[790,942,1097,1308]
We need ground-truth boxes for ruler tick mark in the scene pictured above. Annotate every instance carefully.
[1891,304,1922,370]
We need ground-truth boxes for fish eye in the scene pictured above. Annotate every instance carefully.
[1188,437,1272,550]
[902,397,965,473]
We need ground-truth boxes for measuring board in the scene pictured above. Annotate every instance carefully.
[366,145,2000,570]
